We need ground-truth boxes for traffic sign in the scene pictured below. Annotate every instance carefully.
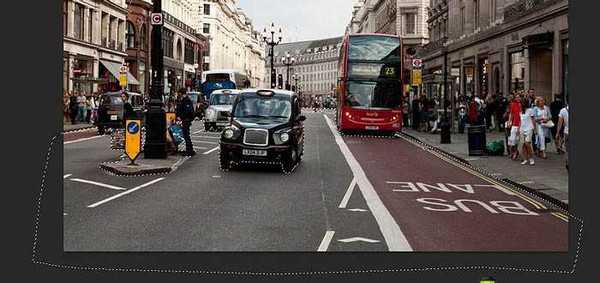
[151,13,163,25]
[119,74,128,87]
[125,120,142,164]
[411,69,422,86]
[412,59,423,69]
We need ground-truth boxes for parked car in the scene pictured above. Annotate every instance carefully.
[204,89,241,131]
[219,89,306,172]
[95,91,144,135]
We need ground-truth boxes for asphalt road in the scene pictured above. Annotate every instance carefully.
[63,110,568,252]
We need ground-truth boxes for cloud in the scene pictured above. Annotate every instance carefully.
[238,0,353,42]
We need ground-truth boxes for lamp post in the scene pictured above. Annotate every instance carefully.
[440,36,451,144]
[144,0,167,159]
[262,23,282,89]
[282,52,295,90]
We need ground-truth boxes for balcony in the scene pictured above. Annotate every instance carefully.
[503,0,563,22]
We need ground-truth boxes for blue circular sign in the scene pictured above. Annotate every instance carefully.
[127,122,140,134]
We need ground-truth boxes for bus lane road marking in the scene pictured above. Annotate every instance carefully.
[317,231,335,252]
[324,114,413,252]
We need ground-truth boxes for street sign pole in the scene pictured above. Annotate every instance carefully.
[144,0,167,159]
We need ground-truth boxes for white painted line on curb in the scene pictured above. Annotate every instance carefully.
[338,178,357,208]
[203,146,220,155]
[69,179,127,191]
[63,174,73,179]
[87,178,165,208]
[324,114,413,252]
[317,231,335,252]
[64,135,104,145]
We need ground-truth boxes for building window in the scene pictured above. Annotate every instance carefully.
[460,4,466,35]
[140,24,147,50]
[185,39,194,64]
[176,39,183,61]
[562,39,569,101]
[73,3,84,40]
[162,28,174,58]
[490,0,497,23]
[88,9,94,42]
[203,23,210,34]
[126,21,136,48]
[405,13,416,35]
[203,4,210,15]
[509,50,526,92]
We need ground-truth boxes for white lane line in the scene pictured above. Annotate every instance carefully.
[193,146,209,150]
[69,178,127,191]
[317,230,335,252]
[63,174,73,179]
[64,135,104,145]
[87,178,165,208]
[203,146,220,155]
[338,178,357,208]
[324,115,413,252]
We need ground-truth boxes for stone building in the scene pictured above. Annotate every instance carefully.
[192,0,266,87]
[63,0,139,95]
[420,0,569,107]
[266,37,343,105]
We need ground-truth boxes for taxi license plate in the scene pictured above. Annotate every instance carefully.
[243,149,267,157]
[365,126,379,130]
[110,115,118,121]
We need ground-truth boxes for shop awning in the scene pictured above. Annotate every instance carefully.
[100,60,140,85]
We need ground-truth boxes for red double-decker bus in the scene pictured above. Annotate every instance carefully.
[335,33,404,134]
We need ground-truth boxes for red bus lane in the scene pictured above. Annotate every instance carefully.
[344,135,568,252]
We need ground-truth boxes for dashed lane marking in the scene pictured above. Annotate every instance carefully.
[203,146,220,155]
[338,178,357,209]
[87,178,165,208]
[69,178,127,191]
[324,114,413,252]
[317,231,335,252]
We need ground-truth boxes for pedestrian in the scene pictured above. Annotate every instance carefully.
[468,96,478,126]
[507,93,522,160]
[496,94,508,132]
[69,92,79,124]
[121,92,135,122]
[176,88,196,156]
[519,98,536,166]
[533,97,552,159]
[85,95,93,123]
[556,104,569,170]
[457,97,467,134]
[485,94,496,131]
[550,95,565,154]
[63,91,70,123]
[77,92,87,123]
[475,94,486,126]
[411,95,421,130]
[503,93,514,155]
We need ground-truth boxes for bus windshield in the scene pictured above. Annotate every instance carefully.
[345,80,402,109]
[349,35,401,62]
[206,73,230,82]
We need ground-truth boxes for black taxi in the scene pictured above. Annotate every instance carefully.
[219,89,306,172]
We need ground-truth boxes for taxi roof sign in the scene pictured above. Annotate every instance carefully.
[257,90,275,97]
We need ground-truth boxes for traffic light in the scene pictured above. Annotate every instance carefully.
[278,74,284,89]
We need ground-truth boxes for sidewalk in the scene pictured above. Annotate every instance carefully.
[64,122,95,132]
[402,128,569,204]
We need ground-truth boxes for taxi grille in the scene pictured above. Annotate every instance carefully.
[243,129,269,146]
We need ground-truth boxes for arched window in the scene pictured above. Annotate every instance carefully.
[139,24,147,50]
[176,39,182,61]
[126,21,136,48]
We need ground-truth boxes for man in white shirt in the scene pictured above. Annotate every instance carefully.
[557,106,569,170]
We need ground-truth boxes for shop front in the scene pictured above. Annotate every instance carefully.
[99,60,140,92]
[71,55,95,94]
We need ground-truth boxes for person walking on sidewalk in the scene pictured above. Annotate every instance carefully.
[507,93,522,160]
[550,95,565,154]
[519,99,536,166]
[533,97,552,159]
[69,92,79,124]
[176,88,196,157]
[556,104,569,170]
[76,92,87,123]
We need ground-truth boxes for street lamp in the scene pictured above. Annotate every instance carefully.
[262,23,282,89]
[144,0,167,159]
[282,52,295,90]
[440,36,451,144]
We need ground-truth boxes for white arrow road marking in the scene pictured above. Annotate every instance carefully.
[324,115,413,251]
[348,208,368,212]
[317,231,335,252]
[69,179,127,191]
[203,146,220,155]
[338,237,380,243]
[63,174,73,179]
[338,178,357,209]
[87,178,165,208]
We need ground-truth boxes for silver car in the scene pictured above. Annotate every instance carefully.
[204,89,240,131]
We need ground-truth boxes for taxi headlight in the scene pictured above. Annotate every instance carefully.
[206,108,216,120]
[224,129,235,139]
[280,132,290,143]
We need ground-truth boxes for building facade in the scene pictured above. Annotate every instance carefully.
[419,0,569,108]
[125,0,152,94]
[266,37,343,105]
[63,0,138,95]
[192,0,266,87]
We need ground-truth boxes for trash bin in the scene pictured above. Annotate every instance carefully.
[467,125,487,156]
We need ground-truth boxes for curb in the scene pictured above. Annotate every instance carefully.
[99,156,189,177]
[398,131,569,211]
[63,125,97,134]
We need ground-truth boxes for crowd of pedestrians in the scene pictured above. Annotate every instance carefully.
[407,89,569,169]
[63,91,99,125]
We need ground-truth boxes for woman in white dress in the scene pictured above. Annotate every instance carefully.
[533,97,552,159]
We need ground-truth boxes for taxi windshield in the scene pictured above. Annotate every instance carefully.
[234,93,292,119]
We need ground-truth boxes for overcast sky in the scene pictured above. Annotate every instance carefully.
[238,0,354,43]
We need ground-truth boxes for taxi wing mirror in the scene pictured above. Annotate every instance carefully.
[297,115,307,122]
